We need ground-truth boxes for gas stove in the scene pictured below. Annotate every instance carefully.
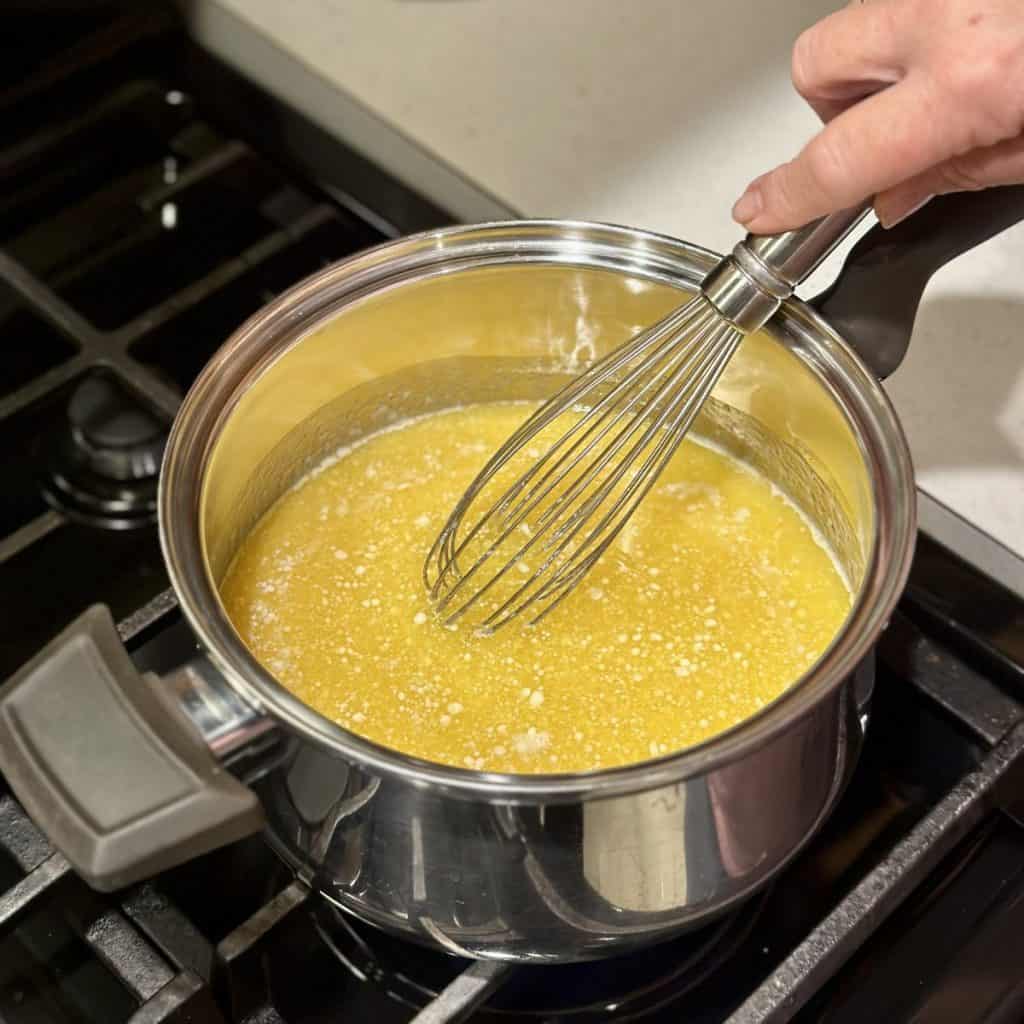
[3,6,1024,1023]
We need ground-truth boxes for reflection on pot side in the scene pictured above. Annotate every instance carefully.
[221,402,851,774]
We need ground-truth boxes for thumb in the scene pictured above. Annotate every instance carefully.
[874,133,1024,228]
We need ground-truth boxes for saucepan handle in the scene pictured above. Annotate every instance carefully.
[0,605,266,892]
[809,184,1024,380]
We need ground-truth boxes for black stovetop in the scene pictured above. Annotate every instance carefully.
[3,6,1024,1023]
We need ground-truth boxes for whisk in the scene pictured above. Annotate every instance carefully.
[424,202,872,633]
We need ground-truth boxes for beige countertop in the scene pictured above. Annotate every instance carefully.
[189,0,1024,586]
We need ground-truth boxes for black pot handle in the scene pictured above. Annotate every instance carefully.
[0,605,264,891]
[808,185,1024,380]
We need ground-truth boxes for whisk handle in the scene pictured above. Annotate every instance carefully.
[746,201,874,287]
[809,185,1024,380]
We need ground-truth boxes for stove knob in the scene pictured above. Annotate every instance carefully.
[67,375,168,482]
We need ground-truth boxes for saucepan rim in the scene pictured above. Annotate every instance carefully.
[158,218,916,802]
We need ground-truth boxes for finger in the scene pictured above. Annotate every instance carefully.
[791,0,909,122]
[733,71,973,233]
[875,132,1024,227]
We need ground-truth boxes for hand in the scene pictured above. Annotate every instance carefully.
[732,0,1024,233]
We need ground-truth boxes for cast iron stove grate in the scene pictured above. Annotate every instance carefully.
[4,5,1024,1024]
[0,1,452,684]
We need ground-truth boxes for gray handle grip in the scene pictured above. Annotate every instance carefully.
[0,605,263,891]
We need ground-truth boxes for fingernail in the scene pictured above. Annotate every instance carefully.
[732,182,763,225]
[878,193,934,229]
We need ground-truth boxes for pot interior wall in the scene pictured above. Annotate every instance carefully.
[201,264,872,595]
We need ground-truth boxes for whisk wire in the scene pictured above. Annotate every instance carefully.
[426,293,746,631]
[482,324,743,630]
[526,306,721,534]
[426,300,711,615]
[536,311,733,543]
[424,296,710,602]
[478,298,712,530]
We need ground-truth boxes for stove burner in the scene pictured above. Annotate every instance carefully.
[307,893,769,1020]
[43,372,168,530]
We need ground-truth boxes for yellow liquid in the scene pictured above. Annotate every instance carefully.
[221,404,852,773]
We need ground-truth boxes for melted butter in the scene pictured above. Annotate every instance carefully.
[220,403,852,774]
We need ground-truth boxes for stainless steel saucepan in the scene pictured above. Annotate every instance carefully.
[1,188,1022,962]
